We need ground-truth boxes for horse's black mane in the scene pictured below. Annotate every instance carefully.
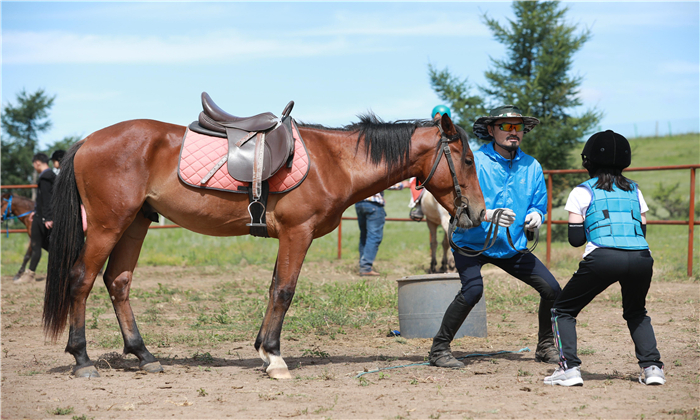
[298,113,445,175]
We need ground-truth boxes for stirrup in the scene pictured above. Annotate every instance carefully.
[246,200,266,227]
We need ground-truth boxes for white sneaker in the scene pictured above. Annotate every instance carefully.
[544,366,583,386]
[639,366,665,385]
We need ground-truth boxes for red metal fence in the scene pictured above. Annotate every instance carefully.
[3,164,698,276]
[338,164,699,277]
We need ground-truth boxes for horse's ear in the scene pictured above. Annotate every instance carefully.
[440,113,458,138]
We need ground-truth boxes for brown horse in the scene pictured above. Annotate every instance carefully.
[45,112,485,379]
[2,192,36,281]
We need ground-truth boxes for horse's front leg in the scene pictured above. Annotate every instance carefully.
[254,229,312,379]
[428,223,439,274]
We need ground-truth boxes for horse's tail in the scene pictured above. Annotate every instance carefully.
[44,140,86,341]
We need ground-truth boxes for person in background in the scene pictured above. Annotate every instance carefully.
[50,150,66,175]
[16,153,56,283]
[544,130,664,387]
[356,181,409,276]
[408,105,452,221]
[429,105,561,368]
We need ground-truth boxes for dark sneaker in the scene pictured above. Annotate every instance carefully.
[639,366,665,385]
[544,366,583,386]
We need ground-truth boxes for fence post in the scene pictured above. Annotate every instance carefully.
[689,167,696,277]
[337,219,342,260]
[546,174,553,267]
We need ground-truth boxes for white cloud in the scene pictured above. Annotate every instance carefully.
[2,29,386,64]
[295,10,489,38]
[658,60,700,75]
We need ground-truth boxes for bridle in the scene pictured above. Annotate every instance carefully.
[416,124,538,257]
[2,195,34,237]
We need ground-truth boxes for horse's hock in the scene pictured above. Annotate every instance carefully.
[397,274,487,338]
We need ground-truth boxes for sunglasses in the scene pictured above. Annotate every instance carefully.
[494,122,524,132]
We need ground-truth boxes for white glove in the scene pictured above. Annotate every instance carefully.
[525,212,542,231]
[484,208,516,227]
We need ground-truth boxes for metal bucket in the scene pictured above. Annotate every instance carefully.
[397,273,487,339]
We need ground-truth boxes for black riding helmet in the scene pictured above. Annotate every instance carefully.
[581,130,631,169]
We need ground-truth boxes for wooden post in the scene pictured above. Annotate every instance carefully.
[337,219,342,260]
[688,167,696,277]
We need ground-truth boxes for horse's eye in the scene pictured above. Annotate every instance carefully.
[465,157,473,166]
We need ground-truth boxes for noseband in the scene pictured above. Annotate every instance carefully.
[416,125,538,257]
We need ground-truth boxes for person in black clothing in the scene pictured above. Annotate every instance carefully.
[16,153,56,283]
[50,149,66,175]
[544,130,664,386]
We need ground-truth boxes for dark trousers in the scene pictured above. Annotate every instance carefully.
[453,251,561,338]
[29,219,51,271]
[552,247,662,369]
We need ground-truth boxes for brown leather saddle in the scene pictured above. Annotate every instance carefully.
[188,92,295,236]
[189,92,295,200]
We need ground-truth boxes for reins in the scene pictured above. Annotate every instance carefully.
[417,124,538,257]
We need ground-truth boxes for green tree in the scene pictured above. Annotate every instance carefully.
[1,89,56,189]
[431,1,601,171]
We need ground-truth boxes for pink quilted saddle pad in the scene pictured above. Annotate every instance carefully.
[178,122,309,194]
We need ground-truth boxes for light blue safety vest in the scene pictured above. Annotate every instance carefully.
[581,178,648,250]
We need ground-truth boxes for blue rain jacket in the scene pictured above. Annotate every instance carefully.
[452,142,548,258]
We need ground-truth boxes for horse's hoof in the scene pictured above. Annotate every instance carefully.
[74,366,100,378]
[140,361,164,373]
[266,367,292,379]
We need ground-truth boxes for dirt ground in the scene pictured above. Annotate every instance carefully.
[1,263,698,420]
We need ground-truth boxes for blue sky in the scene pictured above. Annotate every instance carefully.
[2,1,699,150]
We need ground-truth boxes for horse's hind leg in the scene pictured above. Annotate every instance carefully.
[440,230,451,273]
[101,214,162,373]
[65,232,120,377]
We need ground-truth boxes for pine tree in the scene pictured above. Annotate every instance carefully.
[431,1,601,170]
[1,89,56,190]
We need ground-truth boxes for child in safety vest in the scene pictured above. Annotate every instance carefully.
[543,130,665,387]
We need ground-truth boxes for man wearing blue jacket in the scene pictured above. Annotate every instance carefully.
[429,105,561,368]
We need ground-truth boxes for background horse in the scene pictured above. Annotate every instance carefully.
[421,191,455,273]
[46,112,485,379]
[2,193,36,281]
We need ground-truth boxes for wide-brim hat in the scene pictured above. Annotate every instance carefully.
[472,105,540,140]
